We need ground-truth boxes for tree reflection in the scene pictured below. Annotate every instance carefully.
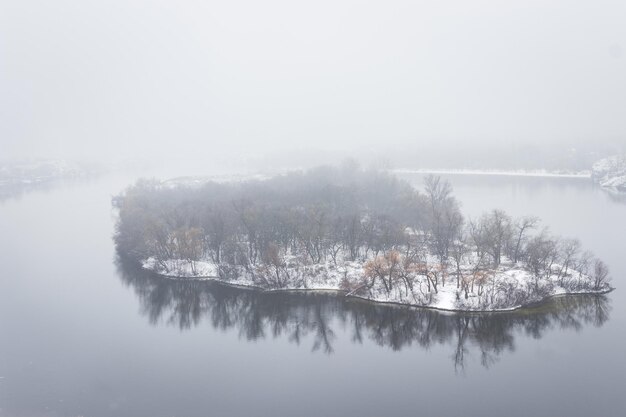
[116,256,611,369]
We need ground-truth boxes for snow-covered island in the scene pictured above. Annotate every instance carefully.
[113,166,612,312]
[592,154,626,193]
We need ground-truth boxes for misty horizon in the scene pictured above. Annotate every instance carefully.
[2,0,625,163]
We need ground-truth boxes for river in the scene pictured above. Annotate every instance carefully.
[0,172,624,417]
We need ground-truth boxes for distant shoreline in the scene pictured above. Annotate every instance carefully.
[392,168,591,179]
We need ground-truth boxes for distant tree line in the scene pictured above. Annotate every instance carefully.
[113,164,610,304]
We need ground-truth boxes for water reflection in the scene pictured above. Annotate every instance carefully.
[0,180,58,201]
[0,176,101,203]
[116,257,611,370]
[603,188,626,204]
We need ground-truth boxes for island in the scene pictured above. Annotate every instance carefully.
[113,164,612,311]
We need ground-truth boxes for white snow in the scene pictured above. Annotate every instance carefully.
[142,258,220,279]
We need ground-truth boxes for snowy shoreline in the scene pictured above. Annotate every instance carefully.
[591,155,626,193]
[392,168,591,178]
[141,258,612,313]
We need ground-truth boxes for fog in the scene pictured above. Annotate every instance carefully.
[2,4,626,414]
[1,0,625,167]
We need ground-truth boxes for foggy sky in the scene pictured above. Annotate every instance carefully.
[1,0,625,161]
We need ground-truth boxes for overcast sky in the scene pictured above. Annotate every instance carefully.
[1,0,625,161]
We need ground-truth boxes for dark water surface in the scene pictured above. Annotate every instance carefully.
[1,173,625,417]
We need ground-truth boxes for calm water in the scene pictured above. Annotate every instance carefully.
[1,173,625,417]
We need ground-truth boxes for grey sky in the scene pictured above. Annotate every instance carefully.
[1,0,625,160]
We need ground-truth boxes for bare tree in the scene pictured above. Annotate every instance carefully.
[467,218,487,258]
[174,227,205,275]
[256,243,291,289]
[592,259,610,290]
[450,236,469,289]
[363,250,402,296]
[481,209,512,266]
[557,238,581,284]
[511,216,539,263]
[424,175,463,265]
